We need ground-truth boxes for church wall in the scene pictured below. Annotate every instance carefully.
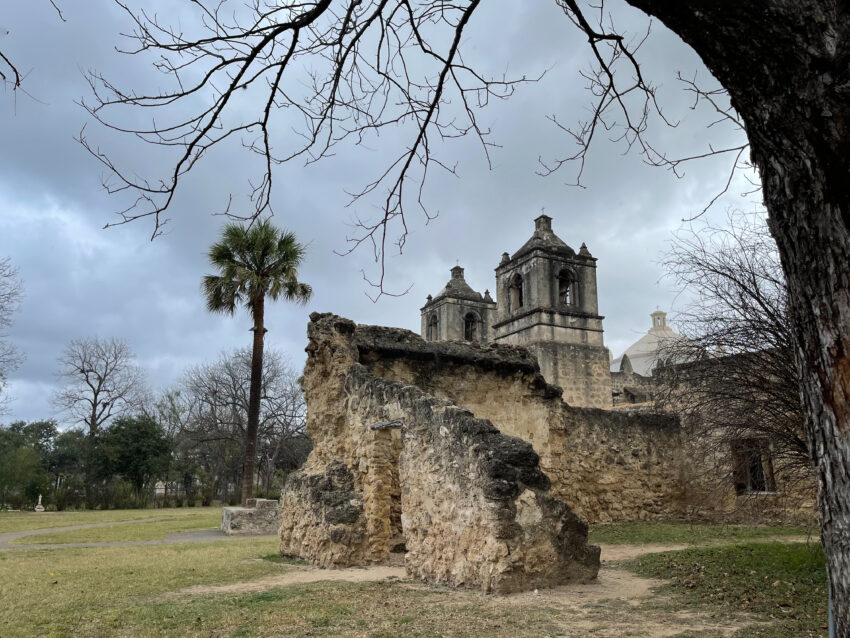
[532,341,613,410]
[353,320,686,522]
[611,369,654,405]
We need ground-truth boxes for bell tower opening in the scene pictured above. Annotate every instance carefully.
[557,269,575,306]
[427,314,439,341]
[509,273,524,311]
[464,312,479,341]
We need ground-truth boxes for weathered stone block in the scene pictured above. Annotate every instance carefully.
[221,499,280,535]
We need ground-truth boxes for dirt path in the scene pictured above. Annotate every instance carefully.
[160,537,816,637]
[166,559,745,637]
[0,522,275,551]
[598,535,814,562]
[0,518,168,548]
[174,565,409,597]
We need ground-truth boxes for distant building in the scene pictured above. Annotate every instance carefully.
[611,310,688,376]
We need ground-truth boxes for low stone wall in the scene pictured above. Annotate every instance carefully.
[550,408,683,522]
[221,499,280,535]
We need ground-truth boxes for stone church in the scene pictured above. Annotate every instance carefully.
[274,214,814,588]
[420,214,611,408]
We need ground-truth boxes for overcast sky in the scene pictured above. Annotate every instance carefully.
[0,1,758,426]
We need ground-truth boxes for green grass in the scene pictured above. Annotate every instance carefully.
[0,516,829,638]
[0,538,285,637]
[0,538,565,638]
[11,509,222,544]
[63,580,565,638]
[627,542,828,637]
[0,507,222,534]
[589,521,816,546]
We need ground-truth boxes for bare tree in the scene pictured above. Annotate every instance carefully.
[179,347,307,500]
[0,257,24,412]
[53,337,147,437]
[657,213,811,499]
[83,1,850,625]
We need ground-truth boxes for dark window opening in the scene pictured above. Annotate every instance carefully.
[464,312,478,341]
[427,314,439,341]
[731,439,776,494]
[509,274,524,311]
[557,269,575,306]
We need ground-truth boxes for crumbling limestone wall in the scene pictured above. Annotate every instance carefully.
[279,313,600,591]
[345,365,599,592]
[279,314,405,566]
[549,408,683,522]
[354,322,684,522]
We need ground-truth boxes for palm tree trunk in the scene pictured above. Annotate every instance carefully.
[241,295,265,505]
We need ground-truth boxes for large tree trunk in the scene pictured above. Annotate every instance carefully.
[625,0,850,630]
[241,295,266,505]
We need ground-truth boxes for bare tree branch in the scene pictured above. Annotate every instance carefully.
[540,3,753,221]
[656,212,809,490]
[1,2,65,92]
[81,0,536,296]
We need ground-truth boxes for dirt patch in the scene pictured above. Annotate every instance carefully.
[598,543,690,562]
[170,565,407,597]
[160,540,792,636]
[598,535,815,562]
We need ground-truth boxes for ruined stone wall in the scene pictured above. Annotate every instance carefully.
[280,313,600,590]
[548,408,684,522]
[354,322,685,523]
[279,315,407,566]
[344,365,599,592]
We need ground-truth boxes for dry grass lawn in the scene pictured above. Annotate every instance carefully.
[0,511,827,638]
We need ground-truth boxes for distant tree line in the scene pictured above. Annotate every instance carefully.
[0,341,309,511]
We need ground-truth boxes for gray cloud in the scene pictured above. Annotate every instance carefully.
[1,1,756,424]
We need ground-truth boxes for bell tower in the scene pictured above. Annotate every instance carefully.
[492,215,611,408]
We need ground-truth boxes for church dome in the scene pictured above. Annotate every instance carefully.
[510,214,576,261]
[611,311,689,376]
[425,266,486,305]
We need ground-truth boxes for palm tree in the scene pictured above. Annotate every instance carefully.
[203,220,311,504]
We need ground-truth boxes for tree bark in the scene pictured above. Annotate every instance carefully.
[625,0,850,629]
[241,295,266,505]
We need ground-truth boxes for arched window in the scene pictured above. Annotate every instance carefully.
[427,314,439,341]
[463,312,479,341]
[509,273,524,311]
[557,269,576,306]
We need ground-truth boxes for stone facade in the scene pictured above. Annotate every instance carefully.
[421,266,496,343]
[279,313,601,591]
[221,498,280,535]
[420,215,611,408]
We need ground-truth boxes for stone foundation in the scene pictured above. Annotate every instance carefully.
[221,498,280,535]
